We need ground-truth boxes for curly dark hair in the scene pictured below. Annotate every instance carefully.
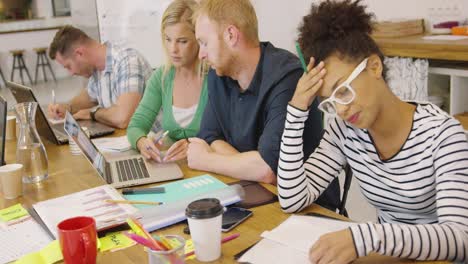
[297,0,386,79]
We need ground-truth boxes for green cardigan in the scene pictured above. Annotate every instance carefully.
[127,67,208,149]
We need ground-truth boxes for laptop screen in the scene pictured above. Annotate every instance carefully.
[0,96,6,165]
[64,112,105,176]
[6,81,59,144]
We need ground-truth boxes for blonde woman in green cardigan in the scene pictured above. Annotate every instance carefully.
[127,0,207,163]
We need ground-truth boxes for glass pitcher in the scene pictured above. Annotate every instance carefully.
[15,102,48,183]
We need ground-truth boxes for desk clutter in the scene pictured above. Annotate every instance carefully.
[0,174,252,263]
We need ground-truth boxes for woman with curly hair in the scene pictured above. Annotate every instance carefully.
[277,0,468,263]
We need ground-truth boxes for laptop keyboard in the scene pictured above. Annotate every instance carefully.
[115,157,150,182]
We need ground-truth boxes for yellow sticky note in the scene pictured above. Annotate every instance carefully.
[40,240,62,264]
[0,204,28,222]
[97,236,102,250]
[99,232,136,252]
[15,240,63,264]
[167,237,195,260]
[14,252,44,264]
[184,239,196,260]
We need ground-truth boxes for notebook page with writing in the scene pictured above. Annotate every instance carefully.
[239,238,309,264]
[262,215,357,253]
[0,217,52,264]
[239,215,356,263]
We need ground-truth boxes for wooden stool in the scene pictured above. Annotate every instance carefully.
[10,49,33,85]
[33,47,56,84]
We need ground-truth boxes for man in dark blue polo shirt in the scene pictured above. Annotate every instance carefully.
[188,0,340,210]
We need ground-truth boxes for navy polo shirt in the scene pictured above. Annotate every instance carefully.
[198,42,340,210]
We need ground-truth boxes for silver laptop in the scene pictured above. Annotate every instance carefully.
[7,81,115,145]
[64,111,183,188]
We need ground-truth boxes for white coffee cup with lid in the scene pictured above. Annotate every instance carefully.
[186,198,224,262]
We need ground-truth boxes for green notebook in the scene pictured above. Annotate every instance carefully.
[124,174,228,208]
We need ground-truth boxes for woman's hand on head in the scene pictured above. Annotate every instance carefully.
[290,58,326,111]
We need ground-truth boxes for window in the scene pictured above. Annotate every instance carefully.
[51,0,70,17]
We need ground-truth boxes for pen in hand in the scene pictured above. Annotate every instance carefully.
[144,131,169,162]
[153,130,169,144]
[52,88,56,105]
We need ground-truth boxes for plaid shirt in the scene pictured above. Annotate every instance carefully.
[87,42,152,108]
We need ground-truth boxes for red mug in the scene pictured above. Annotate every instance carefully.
[57,216,97,264]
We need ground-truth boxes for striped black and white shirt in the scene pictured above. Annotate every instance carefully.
[278,103,468,262]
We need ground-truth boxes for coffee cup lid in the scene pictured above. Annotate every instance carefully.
[186,198,224,219]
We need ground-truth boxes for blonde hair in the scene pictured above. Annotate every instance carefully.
[161,0,207,85]
[194,0,259,44]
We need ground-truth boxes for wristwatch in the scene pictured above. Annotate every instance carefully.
[90,107,101,121]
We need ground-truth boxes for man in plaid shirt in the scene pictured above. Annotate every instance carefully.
[48,25,152,129]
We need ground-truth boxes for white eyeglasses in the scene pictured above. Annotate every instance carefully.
[318,58,368,115]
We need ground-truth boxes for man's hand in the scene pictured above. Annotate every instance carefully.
[73,109,92,120]
[187,137,213,170]
[309,228,357,264]
[290,58,326,111]
[48,103,69,119]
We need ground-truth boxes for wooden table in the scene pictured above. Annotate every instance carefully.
[0,133,447,263]
[374,34,468,62]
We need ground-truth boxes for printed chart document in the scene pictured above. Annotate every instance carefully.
[239,215,357,263]
[33,185,140,238]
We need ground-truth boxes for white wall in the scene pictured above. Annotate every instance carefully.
[70,0,99,40]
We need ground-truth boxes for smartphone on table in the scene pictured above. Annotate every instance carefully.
[221,207,253,232]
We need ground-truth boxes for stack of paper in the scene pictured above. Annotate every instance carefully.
[48,118,64,125]
[239,215,356,263]
[92,136,132,152]
[33,185,140,238]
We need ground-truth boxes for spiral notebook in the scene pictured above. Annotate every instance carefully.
[0,205,53,264]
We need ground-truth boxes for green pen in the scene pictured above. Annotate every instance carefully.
[295,41,309,73]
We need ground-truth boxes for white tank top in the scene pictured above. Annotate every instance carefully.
[172,104,198,128]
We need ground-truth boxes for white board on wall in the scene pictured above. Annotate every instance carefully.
[96,0,172,68]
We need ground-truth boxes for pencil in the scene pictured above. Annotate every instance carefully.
[295,41,309,73]
[104,199,162,206]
